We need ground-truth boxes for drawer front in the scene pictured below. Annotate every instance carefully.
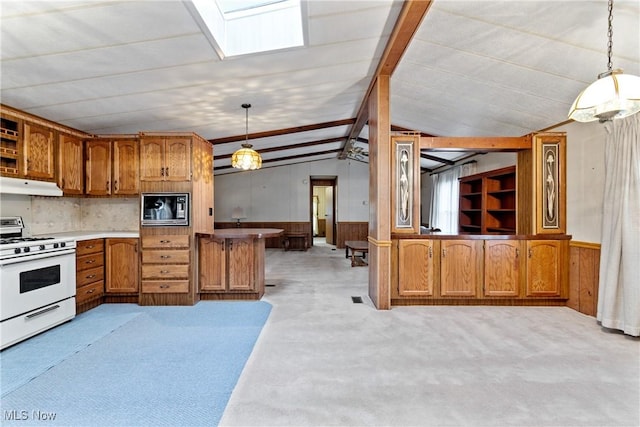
[76,266,105,287]
[141,280,189,294]
[141,235,189,249]
[76,239,104,256]
[142,249,190,264]
[141,264,189,279]
[76,281,104,304]
[76,252,105,272]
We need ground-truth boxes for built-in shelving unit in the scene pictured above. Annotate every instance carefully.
[0,116,21,176]
[459,166,516,234]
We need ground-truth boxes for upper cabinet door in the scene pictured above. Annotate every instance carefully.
[113,139,139,195]
[164,138,191,181]
[140,137,191,182]
[140,138,165,181]
[85,140,112,196]
[23,122,55,181]
[58,134,84,195]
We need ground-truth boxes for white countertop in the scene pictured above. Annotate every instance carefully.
[34,231,139,240]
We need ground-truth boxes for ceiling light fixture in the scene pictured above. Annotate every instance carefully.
[231,103,262,170]
[568,0,640,123]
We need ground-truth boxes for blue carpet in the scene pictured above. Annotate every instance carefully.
[0,301,272,426]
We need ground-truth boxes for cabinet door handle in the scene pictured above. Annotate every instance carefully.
[87,289,95,294]
[160,255,171,259]
[515,248,520,258]
[106,181,110,191]
[165,168,169,176]
[428,246,432,258]
[85,259,95,264]
[61,178,65,189]
[160,240,170,243]
[114,180,118,192]
[86,274,96,279]
[160,284,170,289]
[528,249,533,258]
[160,270,169,274]
[442,248,446,258]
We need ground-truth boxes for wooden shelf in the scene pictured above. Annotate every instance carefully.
[459,166,516,234]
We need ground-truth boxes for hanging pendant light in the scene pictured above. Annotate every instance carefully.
[568,0,640,123]
[231,103,262,170]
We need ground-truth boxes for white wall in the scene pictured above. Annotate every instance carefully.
[554,121,605,243]
[214,158,369,223]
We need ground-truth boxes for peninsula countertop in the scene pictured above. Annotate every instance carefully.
[197,228,284,239]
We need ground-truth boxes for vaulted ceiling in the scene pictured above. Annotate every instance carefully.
[1,1,639,174]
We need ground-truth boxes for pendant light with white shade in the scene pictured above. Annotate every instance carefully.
[568,0,640,123]
[231,103,262,170]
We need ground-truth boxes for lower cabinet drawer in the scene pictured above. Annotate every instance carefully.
[77,252,104,271]
[142,250,190,264]
[141,280,189,294]
[76,266,105,287]
[142,264,189,279]
[76,281,104,304]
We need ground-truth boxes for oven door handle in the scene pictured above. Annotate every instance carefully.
[0,248,76,266]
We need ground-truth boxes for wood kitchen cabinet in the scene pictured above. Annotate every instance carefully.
[23,122,55,181]
[76,239,105,309]
[199,237,256,292]
[57,133,84,195]
[440,239,483,297]
[484,240,524,297]
[141,234,190,294]
[397,239,438,297]
[526,239,566,297]
[140,136,191,182]
[105,238,139,293]
[85,138,139,196]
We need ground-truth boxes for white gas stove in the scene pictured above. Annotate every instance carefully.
[0,216,76,350]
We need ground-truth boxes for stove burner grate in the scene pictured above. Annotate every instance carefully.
[0,237,55,245]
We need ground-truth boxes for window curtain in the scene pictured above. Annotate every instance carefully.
[597,113,640,337]
[428,163,476,233]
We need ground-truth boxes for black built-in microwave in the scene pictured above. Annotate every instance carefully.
[141,193,189,226]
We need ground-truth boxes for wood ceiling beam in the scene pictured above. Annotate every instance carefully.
[420,136,531,151]
[209,118,355,145]
[340,0,434,159]
[215,136,346,160]
[215,149,342,171]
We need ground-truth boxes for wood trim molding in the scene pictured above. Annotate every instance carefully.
[421,136,531,151]
[368,236,392,247]
[570,241,601,250]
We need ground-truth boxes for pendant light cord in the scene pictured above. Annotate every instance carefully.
[607,0,613,72]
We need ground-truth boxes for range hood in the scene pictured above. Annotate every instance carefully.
[0,176,63,197]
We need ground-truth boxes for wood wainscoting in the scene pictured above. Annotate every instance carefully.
[216,222,311,249]
[216,221,369,249]
[568,241,600,317]
[336,222,368,248]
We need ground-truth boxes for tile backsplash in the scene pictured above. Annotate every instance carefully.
[29,196,139,235]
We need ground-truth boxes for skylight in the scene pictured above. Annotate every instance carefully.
[187,0,304,58]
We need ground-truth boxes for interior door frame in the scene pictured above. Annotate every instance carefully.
[309,176,337,247]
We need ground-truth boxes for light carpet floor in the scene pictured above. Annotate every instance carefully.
[219,240,640,427]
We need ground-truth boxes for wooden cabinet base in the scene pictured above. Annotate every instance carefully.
[200,292,263,301]
[391,298,567,306]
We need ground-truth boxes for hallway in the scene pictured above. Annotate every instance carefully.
[219,244,640,426]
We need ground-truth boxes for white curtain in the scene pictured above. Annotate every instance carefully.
[428,163,476,233]
[597,114,640,337]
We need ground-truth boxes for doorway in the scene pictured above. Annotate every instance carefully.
[310,177,337,247]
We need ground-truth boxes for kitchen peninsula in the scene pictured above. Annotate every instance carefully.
[198,228,284,300]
